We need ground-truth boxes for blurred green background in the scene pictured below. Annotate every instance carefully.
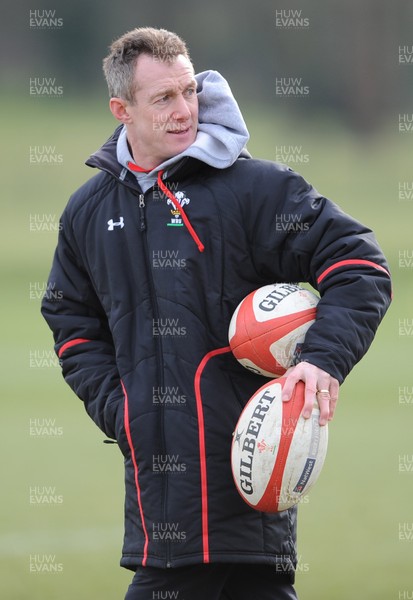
[2,1,413,598]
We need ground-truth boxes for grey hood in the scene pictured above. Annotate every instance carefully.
[184,69,250,169]
[117,70,250,190]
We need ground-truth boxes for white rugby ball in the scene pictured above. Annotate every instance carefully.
[231,378,328,512]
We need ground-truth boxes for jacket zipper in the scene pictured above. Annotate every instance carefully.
[139,194,146,231]
[137,190,171,568]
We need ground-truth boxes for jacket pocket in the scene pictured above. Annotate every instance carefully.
[105,386,130,457]
[115,395,130,457]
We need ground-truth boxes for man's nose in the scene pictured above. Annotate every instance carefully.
[170,94,191,120]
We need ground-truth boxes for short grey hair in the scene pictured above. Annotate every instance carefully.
[102,27,192,103]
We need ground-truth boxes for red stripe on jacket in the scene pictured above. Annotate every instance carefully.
[122,380,149,566]
[194,346,232,563]
[58,338,91,358]
[317,259,390,285]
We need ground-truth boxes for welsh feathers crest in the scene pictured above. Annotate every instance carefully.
[167,191,190,227]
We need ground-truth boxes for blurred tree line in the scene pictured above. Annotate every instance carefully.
[2,0,413,132]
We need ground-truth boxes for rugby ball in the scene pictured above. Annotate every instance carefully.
[231,378,328,512]
[228,283,319,377]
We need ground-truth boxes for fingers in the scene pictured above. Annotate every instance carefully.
[282,362,340,426]
[315,390,331,426]
[281,366,301,402]
[328,378,340,421]
[313,369,331,425]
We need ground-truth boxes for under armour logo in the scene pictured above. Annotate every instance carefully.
[107,217,124,231]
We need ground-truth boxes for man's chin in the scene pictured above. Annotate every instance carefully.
[162,131,197,160]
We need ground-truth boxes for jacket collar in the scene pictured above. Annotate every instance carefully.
[86,125,204,187]
[85,125,251,188]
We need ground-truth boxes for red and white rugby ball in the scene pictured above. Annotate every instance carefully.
[228,283,319,377]
[231,378,328,512]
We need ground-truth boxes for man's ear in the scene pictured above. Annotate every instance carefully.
[109,98,133,124]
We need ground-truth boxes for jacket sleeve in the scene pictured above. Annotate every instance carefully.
[41,210,125,442]
[246,163,392,383]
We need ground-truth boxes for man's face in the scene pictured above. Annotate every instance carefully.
[123,53,198,169]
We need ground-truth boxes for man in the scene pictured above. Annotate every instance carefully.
[41,27,391,599]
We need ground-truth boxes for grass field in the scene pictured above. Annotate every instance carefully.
[1,97,412,599]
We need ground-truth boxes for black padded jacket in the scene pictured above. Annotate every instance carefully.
[41,126,392,573]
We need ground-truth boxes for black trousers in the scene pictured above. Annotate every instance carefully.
[125,564,298,600]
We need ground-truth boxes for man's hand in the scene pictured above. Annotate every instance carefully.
[281,362,339,426]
